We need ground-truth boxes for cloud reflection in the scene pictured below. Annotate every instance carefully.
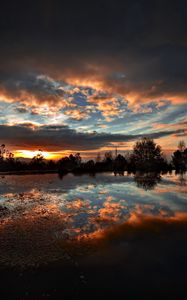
[0,172,186,267]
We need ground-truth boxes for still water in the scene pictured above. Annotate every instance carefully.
[0,171,186,268]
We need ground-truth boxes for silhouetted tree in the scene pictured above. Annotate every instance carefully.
[114,154,127,171]
[47,159,56,170]
[0,144,6,160]
[104,151,113,163]
[130,137,165,170]
[75,153,81,166]
[172,142,187,170]
[69,154,76,163]
[6,150,14,161]
[83,159,95,171]
[30,150,45,169]
[58,153,82,173]
[58,156,73,173]
[0,144,16,171]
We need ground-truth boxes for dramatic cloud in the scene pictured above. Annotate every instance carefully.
[0,124,183,152]
[0,73,76,108]
[0,0,186,154]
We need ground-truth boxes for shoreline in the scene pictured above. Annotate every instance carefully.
[0,170,58,176]
[0,168,185,176]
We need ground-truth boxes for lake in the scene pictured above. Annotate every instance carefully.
[0,171,187,298]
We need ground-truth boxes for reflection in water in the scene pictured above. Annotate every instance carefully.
[114,170,125,176]
[134,172,161,190]
[176,171,186,186]
[0,171,186,267]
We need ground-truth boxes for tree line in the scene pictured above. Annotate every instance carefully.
[0,138,186,173]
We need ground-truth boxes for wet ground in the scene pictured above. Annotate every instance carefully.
[0,172,186,299]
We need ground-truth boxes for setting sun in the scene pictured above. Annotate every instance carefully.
[14,150,58,160]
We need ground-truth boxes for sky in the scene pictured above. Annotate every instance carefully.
[0,0,187,159]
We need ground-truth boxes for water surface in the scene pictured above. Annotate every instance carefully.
[0,171,187,298]
[0,171,186,264]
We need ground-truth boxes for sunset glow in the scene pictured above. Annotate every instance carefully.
[13,150,73,160]
[14,150,56,160]
[0,1,186,156]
